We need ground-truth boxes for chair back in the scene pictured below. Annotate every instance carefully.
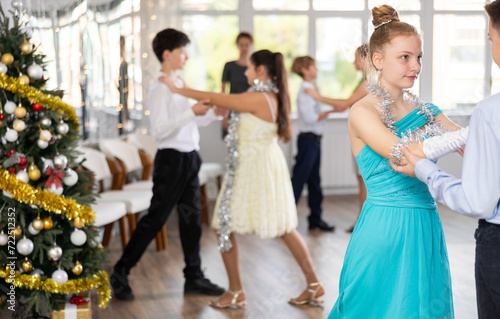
[99,138,143,172]
[77,147,113,181]
[127,133,157,158]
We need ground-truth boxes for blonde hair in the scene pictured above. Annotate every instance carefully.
[369,5,419,67]
[291,56,315,78]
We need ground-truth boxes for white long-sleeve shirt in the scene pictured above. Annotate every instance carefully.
[415,92,500,224]
[297,81,324,135]
[146,72,216,152]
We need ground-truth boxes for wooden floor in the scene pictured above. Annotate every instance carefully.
[2,195,478,318]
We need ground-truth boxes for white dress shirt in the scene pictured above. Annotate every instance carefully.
[146,72,217,152]
[297,81,324,135]
[415,93,500,224]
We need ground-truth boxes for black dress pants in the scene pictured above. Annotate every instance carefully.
[115,148,203,280]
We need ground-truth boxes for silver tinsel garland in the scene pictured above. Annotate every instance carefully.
[367,80,445,165]
[215,79,278,252]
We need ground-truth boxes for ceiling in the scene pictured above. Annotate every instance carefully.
[0,0,118,12]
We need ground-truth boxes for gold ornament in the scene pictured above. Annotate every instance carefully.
[1,53,14,66]
[43,217,53,230]
[72,261,83,275]
[21,258,33,272]
[14,106,26,118]
[18,75,30,85]
[39,129,52,141]
[28,163,41,181]
[31,217,44,230]
[73,219,84,229]
[20,41,32,55]
[13,119,25,132]
[0,267,111,308]
[0,73,79,133]
[10,227,22,237]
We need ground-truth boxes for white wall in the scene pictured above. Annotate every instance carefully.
[199,114,470,196]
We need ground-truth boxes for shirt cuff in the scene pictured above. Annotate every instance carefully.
[415,159,441,184]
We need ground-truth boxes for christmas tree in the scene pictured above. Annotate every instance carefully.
[0,4,110,317]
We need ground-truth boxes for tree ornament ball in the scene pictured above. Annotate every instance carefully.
[1,53,14,65]
[51,269,68,284]
[4,101,16,114]
[17,237,34,255]
[32,217,44,231]
[11,0,23,10]
[20,41,32,54]
[16,170,29,183]
[39,129,52,141]
[70,229,87,246]
[18,75,30,85]
[5,128,18,142]
[14,106,27,118]
[73,218,84,229]
[13,119,25,132]
[28,163,41,181]
[47,244,62,261]
[43,217,53,230]
[27,63,43,79]
[63,168,78,186]
[72,261,83,275]
[10,226,22,237]
[28,223,40,235]
[31,268,44,278]
[0,232,8,246]
[31,103,43,112]
[21,259,33,272]
[41,117,51,127]
[0,62,7,74]
[54,154,68,169]
[57,122,69,135]
[37,138,48,149]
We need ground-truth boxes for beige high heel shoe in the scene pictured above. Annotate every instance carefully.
[209,289,247,309]
[288,282,324,305]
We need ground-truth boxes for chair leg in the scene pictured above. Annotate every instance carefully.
[161,225,167,250]
[155,231,163,251]
[127,214,137,236]
[200,184,210,225]
[118,216,129,250]
[102,223,114,247]
[217,175,222,189]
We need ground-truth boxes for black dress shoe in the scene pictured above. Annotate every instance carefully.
[110,270,135,301]
[184,277,225,296]
[309,220,335,231]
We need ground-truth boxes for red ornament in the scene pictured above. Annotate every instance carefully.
[8,149,15,157]
[69,294,89,305]
[31,103,43,112]
[58,92,64,98]
[8,167,16,174]
[19,157,27,166]
[0,114,4,120]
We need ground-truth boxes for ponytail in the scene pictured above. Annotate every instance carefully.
[273,52,291,143]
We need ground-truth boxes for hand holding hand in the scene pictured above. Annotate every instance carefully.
[192,99,212,116]
[214,106,229,117]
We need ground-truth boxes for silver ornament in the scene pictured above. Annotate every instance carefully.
[63,168,78,186]
[0,232,8,245]
[5,128,18,142]
[17,237,34,255]
[37,139,48,149]
[53,154,68,169]
[51,269,68,284]
[48,244,63,261]
[4,101,16,114]
[31,268,44,278]
[57,121,69,135]
[11,0,23,10]
[16,170,29,183]
[70,229,87,246]
[28,223,40,235]
[41,117,52,127]
[0,62,7,74]
[27,63,43,80]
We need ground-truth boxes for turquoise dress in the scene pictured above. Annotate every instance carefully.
[328,104,454,319]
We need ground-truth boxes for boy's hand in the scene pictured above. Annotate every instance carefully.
[192,99,212,116]
[389,146,424,177]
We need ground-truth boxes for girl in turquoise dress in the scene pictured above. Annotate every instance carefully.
[329,5,462,318]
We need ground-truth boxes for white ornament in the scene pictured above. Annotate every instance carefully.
[13,119,26,131]
[57,121,69,135]
[16,170,29,183]
[17,237,34,255]
[11,0,23,10]
[88,239,98,248]
[27,63,43,80]
[63,168,78,186]
[41,117,52,127]
[5,128,18,142]
[37,139,49,149]
[0,62,7,74]
[48,245,63,261]
[2,190,12,198]
[28,223,40,235]
[53,154,68,169]
[39,129,52,141]
[0,232,7,245]
[46,183,63,196]
[31,268,44,278]
[70,229,87,246]
[51,269,68,284]
[4,101,16,114]
[42,158,54,173]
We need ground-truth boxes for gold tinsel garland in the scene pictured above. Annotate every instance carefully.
[0,73,79,132]
[0,267,111,308]
[0,169,95,225]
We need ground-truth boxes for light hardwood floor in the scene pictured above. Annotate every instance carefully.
[89,194,478,319]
